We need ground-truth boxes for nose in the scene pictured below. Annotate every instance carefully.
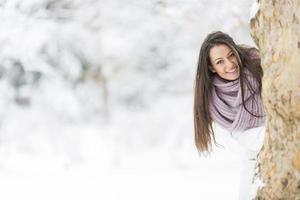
[225,58,236,70]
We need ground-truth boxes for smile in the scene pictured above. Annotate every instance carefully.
[227,67,237,73]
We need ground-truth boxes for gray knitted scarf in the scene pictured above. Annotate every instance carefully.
[209,68,265,131]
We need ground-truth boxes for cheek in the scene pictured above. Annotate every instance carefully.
[232,57,239,65]
[212,68,226,78]
[211,65,218,73]
[213,65,225,74]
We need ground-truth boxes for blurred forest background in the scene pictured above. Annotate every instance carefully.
[0,0,257,199]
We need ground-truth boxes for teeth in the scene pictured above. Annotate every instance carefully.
[228,68,237,73]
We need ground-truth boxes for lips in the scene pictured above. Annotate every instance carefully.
[227,67,237,73]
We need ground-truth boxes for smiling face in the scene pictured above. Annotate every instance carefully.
[209,44,240,81]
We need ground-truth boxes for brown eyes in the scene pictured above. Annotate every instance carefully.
[216,60,223,65]
[216,53,235,65]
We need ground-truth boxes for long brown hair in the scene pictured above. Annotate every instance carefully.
[194,31,263,154]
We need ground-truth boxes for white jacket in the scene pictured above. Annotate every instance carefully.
[212,122,266,200]
[212,122,265,160]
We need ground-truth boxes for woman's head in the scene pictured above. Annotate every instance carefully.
[199,31,242,81]
[209,44,240,81]
[194,31,263,154]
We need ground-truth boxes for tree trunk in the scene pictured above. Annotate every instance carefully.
[250,0,300,199]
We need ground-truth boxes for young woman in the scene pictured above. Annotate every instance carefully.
[193,31,266,200]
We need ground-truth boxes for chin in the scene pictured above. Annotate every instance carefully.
[226,70,240,81]
[228,75,240,80]
[220,74,240,81]
[230,77,239,81]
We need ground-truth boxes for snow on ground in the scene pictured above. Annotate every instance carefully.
[0,168,241,200]
[0,94,246,200]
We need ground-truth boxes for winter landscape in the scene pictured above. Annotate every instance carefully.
[0,0,258,199]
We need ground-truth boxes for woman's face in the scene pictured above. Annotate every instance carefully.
[209,44,240,81]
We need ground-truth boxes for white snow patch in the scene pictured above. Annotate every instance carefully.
[250,1,260,20]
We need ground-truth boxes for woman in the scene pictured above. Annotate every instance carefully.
[193,31,266,200]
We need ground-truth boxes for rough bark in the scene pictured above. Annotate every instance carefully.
[250,0,300,199]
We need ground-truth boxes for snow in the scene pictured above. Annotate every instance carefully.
[0,95,247,200]
[0,0,259,199]
[0,169,239,200]
[250,1,260,20]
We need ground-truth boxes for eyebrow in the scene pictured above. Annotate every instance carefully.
[214,51,233,62]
